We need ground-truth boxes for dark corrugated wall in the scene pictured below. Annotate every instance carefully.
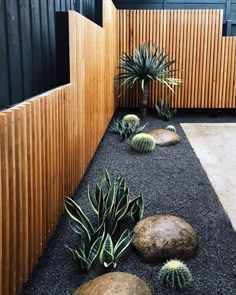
[113,0,236,36]
[0,0,101,109]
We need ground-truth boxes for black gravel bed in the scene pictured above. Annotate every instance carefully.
[21,109,236,295]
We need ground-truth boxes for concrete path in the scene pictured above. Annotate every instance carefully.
[181,123,236,231]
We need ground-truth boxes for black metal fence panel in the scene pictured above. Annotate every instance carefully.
[0,0,101,109]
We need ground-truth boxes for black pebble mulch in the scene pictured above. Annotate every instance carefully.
[21,109,236,295]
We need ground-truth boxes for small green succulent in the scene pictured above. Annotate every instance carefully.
[166,125,176,133]
[131,133,156,153]
[158,260,192,290]
[155,98,177,121]
[110,116,147,140]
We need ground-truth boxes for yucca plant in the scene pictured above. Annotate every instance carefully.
[115,43,182,118]
[65,170,144,271]
[155,98,177,121]
[99,230,133,268]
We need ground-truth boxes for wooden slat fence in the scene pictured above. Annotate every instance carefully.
[1,4,236,295]
[0,0,117,294]
[118,10,236,108]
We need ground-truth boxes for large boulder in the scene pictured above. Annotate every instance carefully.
[74,272,152,295]
[132,215,198,262]
[148,129,180,146]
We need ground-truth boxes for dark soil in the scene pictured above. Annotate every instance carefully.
[21,109,236,295]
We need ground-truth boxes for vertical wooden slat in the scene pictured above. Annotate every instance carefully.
[4,110,17,294]
[21,103,33,273]
[40,98,47,247]
[37,99,43,254]
[20,105,29,285]
[12,108,23,291]
[0,114,10,294]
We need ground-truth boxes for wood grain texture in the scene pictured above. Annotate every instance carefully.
[0,0,117,294]
[118,9,236,109]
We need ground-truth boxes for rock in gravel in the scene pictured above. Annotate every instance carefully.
[74,272,152,295]
[148,129,180,146]
[132,215,198,262]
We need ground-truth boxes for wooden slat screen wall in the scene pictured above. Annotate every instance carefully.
[118,10,236,108]
[0,0,117,294]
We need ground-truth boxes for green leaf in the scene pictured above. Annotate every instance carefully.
[65,199,92,244]
[98,189,105,225]
[106,183,118,211]
[131,195,144,222]
[99,234,114,267]
[114,230,133,262]
[116,193,129,221]
[65,197,94,233]
[87,235,104,269]
[87,185,99,214]
[65,245,89,270]
[141,79,145,92]
[128,195,143,212]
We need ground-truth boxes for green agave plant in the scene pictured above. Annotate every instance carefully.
[65,170,144,271]
[115,43,182,118]
[155,98,177,121]
[110,118,147,140]
[99,230,133,268]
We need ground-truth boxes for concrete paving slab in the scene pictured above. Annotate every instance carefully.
[181,123,236,231]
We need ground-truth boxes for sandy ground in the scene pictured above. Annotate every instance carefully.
[181,123,236,231]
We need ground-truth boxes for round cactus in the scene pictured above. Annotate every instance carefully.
[158,260,192,290]
[132,133,156,153]
[123,114,140,126]
[166,125,176,133]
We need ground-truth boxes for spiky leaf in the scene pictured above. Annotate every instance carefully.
[99,234,114,267]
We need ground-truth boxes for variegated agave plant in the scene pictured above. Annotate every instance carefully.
[65,170,144,271]
[155,98,177,121]
[110,117,147,140]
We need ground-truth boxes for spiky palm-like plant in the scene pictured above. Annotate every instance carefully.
[115,43,182,118]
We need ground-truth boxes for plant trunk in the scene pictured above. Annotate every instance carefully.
[140,83,148,118]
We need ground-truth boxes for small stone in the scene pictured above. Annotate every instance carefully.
[132,215,198,262]
[74,272,152,295]
[148,129,180,146]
